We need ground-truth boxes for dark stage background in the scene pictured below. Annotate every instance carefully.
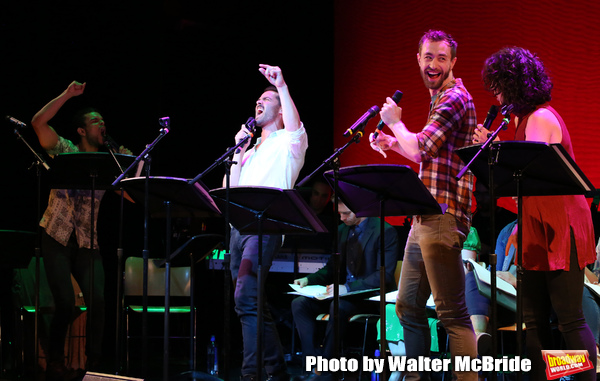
[1,0,599,377]
[0,1,335,376]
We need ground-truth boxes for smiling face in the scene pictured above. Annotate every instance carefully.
[417,39,457,95]
[255,90,281,127]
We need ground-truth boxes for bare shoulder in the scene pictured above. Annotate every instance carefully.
[529,107,560,126]
[525,108,562,143]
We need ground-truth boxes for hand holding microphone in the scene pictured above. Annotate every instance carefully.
[103,133,119,151]
[473,105,499,144]
[235,117,257,154]
[103,133,132,155]
[372,90,403,139]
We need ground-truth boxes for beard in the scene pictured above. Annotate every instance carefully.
[420,68,450,90]
[255,107,279,127]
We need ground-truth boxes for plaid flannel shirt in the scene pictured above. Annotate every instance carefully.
[416,78,476,227]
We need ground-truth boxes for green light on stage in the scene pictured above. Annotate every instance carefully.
[210,248,226,260]
[129,305,191,313]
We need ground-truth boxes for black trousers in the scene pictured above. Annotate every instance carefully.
[42,230,105,364]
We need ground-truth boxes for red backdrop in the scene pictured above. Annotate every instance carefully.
[333,0,600,215]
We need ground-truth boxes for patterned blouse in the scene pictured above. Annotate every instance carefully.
[39,136,105,249]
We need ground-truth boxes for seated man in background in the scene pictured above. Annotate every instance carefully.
[283,178,337,253]
[291,199,399,381]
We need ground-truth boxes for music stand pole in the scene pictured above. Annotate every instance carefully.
[89,172,98,368]
[10,124,50,379]
[163,201,172,381]
[456,110,511,381]
[222,159,232,381]
[325,164,444,381]
[256,214,265,381]
[487,147,499,381]
[514,172,524,381]
[111,123,170,377]
[189,141,244,381]
[115,186,125,373]
[330,162,341,367]
[295,131,362,372]
[139,157,151,378]
[377,199,388,381]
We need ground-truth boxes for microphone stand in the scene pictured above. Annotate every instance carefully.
[10,125,50,381]
[296,129,365,379]
[189,127,256,381]
[102,141,128,375]
[112,122,170,378]
[456,106,512,381]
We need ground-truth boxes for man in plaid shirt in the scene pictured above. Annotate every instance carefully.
[370,30,477,380]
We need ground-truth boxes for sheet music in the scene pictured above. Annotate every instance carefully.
[585,282,600,298]
[288,284,379,300]
[467,258,516,296]
[368,291,436,308]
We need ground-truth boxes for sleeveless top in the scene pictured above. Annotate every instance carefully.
[515,105,595,271]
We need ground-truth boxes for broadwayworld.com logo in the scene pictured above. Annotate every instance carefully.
[542,350,593,380]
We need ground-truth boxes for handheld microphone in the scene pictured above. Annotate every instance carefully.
[499,104,514,131]
[344,105,380,137]
[5,115,27,129]
[482,105,499,130]
[235,117,257,154]
[158,116,170,134]
[501,104,514,117]
[372,90,403,139]
[103,134,120,152]
[244,117,257,133]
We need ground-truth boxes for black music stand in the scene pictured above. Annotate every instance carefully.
[456,141,595,380]
[119,176,221,381]
[50,152,135,190]
[48,152,135,371]
[324,164,443,380]
[209,186,328,381]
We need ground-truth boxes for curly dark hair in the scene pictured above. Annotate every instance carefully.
[419,30,457,60]
[482,47,553,117]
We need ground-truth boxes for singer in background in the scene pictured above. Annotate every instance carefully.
[473,47,597,380]
[225,64,308,381]
[30,80,132,381]
[369,30,477,380]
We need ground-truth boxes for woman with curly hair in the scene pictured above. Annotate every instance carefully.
[473,47,597,380]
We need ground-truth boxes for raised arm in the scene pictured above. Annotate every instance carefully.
[31,81,86,150]
[258,64,301,132]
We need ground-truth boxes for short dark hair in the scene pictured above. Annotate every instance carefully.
[482,47,552,117]
[263,86,280,104]
[72,107,100,130]
[419,30,457,60]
